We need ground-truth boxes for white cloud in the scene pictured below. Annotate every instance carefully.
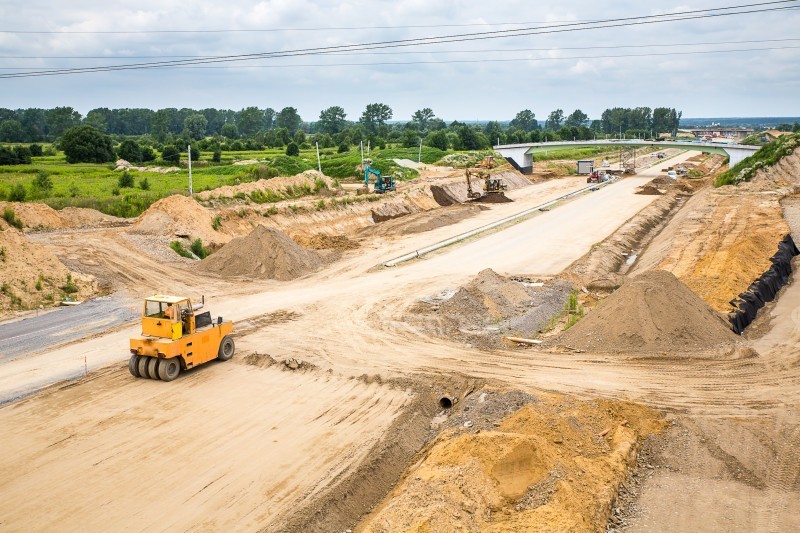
[0,0,798,119]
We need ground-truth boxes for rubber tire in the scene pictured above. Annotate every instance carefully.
[147,358,161,380]
[129,355,141,377]
[218,336,235,361]
[138,356,151,379]
[158,358,181,382]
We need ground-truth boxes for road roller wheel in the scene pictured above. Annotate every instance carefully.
[158,358,181,382]
[137,356,151,378]
[147,358,161,380]
[129,355,141,377]
[218,335,235,361]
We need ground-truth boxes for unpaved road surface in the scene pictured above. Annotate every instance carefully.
[9,150,794,532]
[0,361,411,531]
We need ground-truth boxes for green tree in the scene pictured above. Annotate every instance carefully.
[118,172,134,188]
[509,109,537,132]
[294,130,306,145]
[402,129,420,148]
[276,107,302,133]
[458,126,488,150]
[118,140,143,163]
[161,145,180,164]
[425,130,449,151]
[237,107,265,135]
[221,123,239,139]
[8,184,26,202]
[150,109,170,141]
[359,103,393,134]
[545,109,564,130]
[47,107,82,138]
[286,142,300,156]
[411,108,435,132]
[183,113,208,140]
[59,126,115,164]
[0,119,25,142]
[565,109,588,127]
[84,108,111,132]
[32,171,53,197]
[317,106,348,134]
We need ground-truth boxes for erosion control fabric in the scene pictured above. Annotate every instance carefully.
[729,235,800,334]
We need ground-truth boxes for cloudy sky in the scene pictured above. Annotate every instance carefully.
[1,0,799,121]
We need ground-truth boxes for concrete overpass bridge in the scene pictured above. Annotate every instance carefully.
[494,140,760,174]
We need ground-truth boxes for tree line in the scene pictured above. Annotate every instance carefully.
[0,104,683,165]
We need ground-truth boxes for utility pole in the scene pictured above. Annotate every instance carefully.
[315,142,322,173]
[418,138,422,163]
[360,141,364,165]
[188,145,193,196]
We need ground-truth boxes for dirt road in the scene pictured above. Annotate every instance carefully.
[11,150,795,532]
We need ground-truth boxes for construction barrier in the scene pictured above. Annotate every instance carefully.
[729,234,800,334]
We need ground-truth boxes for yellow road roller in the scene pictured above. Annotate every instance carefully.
[129,294,234,381]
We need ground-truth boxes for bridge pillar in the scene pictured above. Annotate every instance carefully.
[723,147,755,167]
[494,146,533,174]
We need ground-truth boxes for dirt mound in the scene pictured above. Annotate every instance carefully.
[0,202,67,230]
[0,223,94,316]
[294,233,358,250]
[130,194,224,245]
[559,270,738,353]
[196,225,324,281]
[58,208,128,228]
[430,170,531,206]
[409,270,572,349]
[197,170,335,201]
[362,388,664,532]
[636,185,664,196]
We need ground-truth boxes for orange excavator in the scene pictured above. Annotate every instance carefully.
[466,156,508,200]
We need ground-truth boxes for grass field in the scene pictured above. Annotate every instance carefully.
[0,145,449,217]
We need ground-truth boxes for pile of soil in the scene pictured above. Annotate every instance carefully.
[636,185,664,196]
[559,270,739,353]
[294,233,359,250]
[0,222,94,315]
[0,202,127,230]
[197,170,335,202]
[130,194,224,246]
[430,171,531,206]
[409,269,572,349]
[362,388,664,532]
[196,225,324,281]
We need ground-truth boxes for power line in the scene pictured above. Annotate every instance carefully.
[2,37,799,61]
[0,0,795,34]
[1,2,797,79]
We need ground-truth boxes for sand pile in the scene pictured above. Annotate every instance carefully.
[0,222,94,315]
[430,170,531,206]
[197,170,335,201]
[636,184,664,196]
[130,194,224,245]
[0,202,68,230]
[362,388,663,532]
[294,233,358,250]
[410,269,572,349]
[559,270,738,353]
[196,225,324,281]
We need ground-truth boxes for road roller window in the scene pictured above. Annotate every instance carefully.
[145,300,166,318]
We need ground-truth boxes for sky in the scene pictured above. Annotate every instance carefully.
[1,0,799,122]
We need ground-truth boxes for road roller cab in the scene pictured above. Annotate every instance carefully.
[128,294,235,381]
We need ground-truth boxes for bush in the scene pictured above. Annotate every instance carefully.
[138,177,150,190]
[140,146,156,162]
[190,238,211,259]
[118,172,134,188]
[60,125,115,164]
[286,142,300,156]
[32,171,53,197]
[29,144,43,157]
[118,140,143,163]
[8,184,26,202]
[161,145,180,164]
[61,273,78,294]
[337,143,350,153]
[211,215,222,230]
[170,241,194,258]
[212,150,222,163]
[2,207,23,229]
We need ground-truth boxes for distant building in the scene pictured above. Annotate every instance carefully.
[688,128,754,140]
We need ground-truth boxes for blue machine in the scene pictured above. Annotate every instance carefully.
[364,164,396,194]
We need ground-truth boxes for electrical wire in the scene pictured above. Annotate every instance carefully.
[1,2,797,78]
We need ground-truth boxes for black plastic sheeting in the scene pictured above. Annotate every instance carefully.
[729,234,800,334]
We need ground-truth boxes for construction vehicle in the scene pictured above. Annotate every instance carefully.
[363,161,395,194]
[465,155,508,199]
[128,294,234,381]
[587,169,613,183]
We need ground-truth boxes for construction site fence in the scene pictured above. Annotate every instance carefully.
[729,234,799,335]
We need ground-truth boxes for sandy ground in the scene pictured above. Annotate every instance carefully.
[2,150,799,531]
